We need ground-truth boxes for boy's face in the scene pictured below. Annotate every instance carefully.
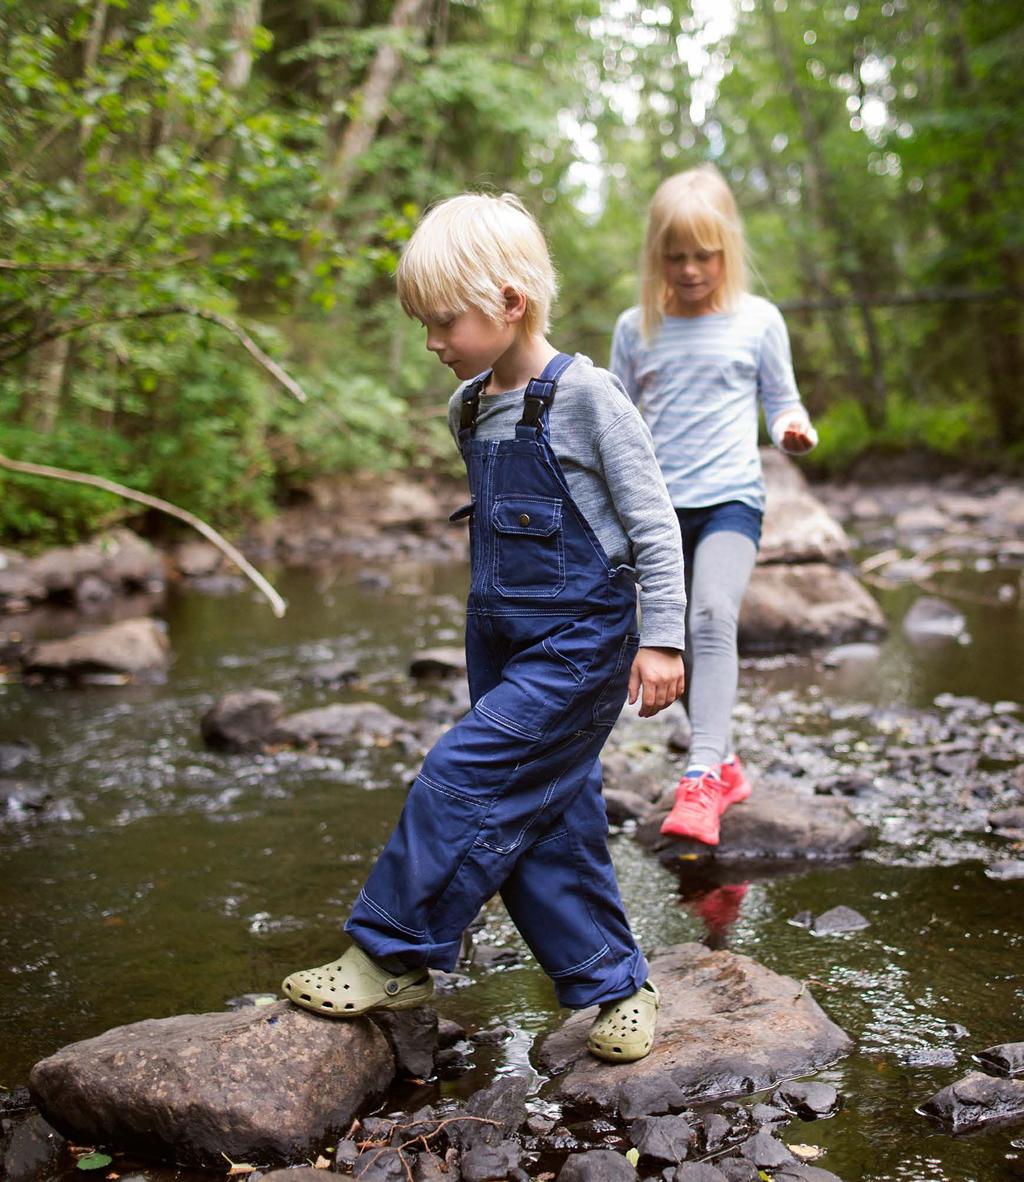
[420,306,518,382]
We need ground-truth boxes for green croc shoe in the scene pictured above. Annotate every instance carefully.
[281,943,434,1016]
[586,980,659,1063]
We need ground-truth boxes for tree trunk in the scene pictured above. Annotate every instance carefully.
[313,0,431,242]
[758,0,888,426]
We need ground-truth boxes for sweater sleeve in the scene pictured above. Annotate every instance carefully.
[595,401,686,651]
[757,303,809,444]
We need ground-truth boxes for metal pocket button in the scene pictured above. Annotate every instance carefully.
[518,513,531,526]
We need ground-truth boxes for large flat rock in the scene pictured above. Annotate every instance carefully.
[28,1001,396,1166]
[636,789,871,863]
[537,944,852,1118]
[740,564,886,652]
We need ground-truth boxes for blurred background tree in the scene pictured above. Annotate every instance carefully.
[1,0,1020,544]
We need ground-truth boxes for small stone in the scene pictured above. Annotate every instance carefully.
[810,906,870,935]
[557,1149,638,1182]
[628,1114,693,1163]
[738,1129,797,1168]
[974,1043,1024,1079]
[772,1082,840,1120]
[918,1070,1024,1133]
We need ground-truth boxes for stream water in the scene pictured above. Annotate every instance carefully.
[1,537,1022,1182]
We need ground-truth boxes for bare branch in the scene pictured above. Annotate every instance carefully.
[2,304,308,403]
[0,255,198,274]
[0,452,287,618]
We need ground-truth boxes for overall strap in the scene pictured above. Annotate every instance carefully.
[457,370,491,439]
[518,352,575,429]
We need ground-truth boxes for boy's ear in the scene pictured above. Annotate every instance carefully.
[501,285,528,323]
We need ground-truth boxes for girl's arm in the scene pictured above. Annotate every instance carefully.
[609,310,641,405]
[758,304,818,455]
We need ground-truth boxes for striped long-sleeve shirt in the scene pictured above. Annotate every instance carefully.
[610,293,810,512]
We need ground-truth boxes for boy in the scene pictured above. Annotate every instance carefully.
[282,193,686,1063]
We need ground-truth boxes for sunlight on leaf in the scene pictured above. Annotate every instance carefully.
[75,1153,113,1171]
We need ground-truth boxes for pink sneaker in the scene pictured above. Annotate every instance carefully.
[659,771,725,845]
[717,755,752,812]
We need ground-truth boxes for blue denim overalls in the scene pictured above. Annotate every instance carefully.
[346,354,648,1008]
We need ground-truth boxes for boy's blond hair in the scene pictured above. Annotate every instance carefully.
[640,164,749,341]
[397,192,557,336]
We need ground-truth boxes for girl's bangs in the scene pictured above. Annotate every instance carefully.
[661,206,724,253]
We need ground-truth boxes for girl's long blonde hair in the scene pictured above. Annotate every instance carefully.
[640,164,748,341]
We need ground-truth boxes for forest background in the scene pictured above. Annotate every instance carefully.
[1,0,1021,546]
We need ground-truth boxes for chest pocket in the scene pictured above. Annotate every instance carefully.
[491,496,566,598]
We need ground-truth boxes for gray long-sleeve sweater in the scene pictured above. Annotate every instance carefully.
[447,353,686,650]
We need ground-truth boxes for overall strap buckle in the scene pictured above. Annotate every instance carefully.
[518,352,574,428]
[458,370,491,435]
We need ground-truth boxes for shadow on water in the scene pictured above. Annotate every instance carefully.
[1,550,1023,1182]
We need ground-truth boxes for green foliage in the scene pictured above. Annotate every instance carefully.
[1,0,1021,548]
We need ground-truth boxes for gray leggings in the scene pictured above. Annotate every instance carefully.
[683,529,759,768]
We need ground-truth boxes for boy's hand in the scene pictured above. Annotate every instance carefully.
[628,647,686,718]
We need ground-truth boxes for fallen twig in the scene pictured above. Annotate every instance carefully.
[0,453,286,617]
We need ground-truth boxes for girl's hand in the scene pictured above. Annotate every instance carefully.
[628,647,686,718]
[775,412,819,455]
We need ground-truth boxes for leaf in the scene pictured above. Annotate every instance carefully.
[220,1153,258,1176]
[313,1156,331,1169]
[625,1148,640,1166]
[788,1143,824,1161]
[76,1154,113,1171]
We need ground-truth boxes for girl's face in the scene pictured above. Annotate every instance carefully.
[661,237,725,317]
[420,305,518,382]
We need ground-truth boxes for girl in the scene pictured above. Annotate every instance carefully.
[610,163,818,846]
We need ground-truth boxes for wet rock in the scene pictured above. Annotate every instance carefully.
[894,505,948,535]
[617,1074,688,1119]
[470,1024,514,1046]
[749,1103,790,1127]
[672,1165,731,1182]
[603,788,657,824]
[900,1048,958,1068]
[437,1017,467,1048]
[28,1000,395,1166]
[737,1129,796,1168]
[0,778,51,815]
[628,1114,693,1162]
[639,789,870,863]
[813,774,873,798]
[772,1166,844,1182]
[917,1070,1024,1134]
[201,689,284,751]
[261,1171,326,1182]
[807,906,870,936]
[24,617,170,677]
[410,648,467,680]
[990,807,1024,834]
[173,541,223,578]
[74,573,115,608]
[300,660,359,688]
[448,1076,530,1152]
[974,1043,1024,1078]
[759,454,851,565]
[902,597,967,643]
[0,565,46,613]
[557,1149,637,1182]
[772,1081,840,1119]
[460,1139,521,1181]
[739,564,886,653]
[470,944,525,970]
[273,702,412,748]
[412,1151,448,1182]
[538,944,852,1116]
[371,1008,438,1080]
[985,860,1024,881]
[1,1111,67,1182]
[434,1044,473,1078]
[699,1111,732,1152]
[353,1147,410,1181]
[714,1160,760,1182]
[820,643,882,669]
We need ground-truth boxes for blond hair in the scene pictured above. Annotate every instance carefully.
[639,164,748,341]
[396,192,557,336]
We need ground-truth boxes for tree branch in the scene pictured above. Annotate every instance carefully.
[0,452,286,618]
[2,304,308,403]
